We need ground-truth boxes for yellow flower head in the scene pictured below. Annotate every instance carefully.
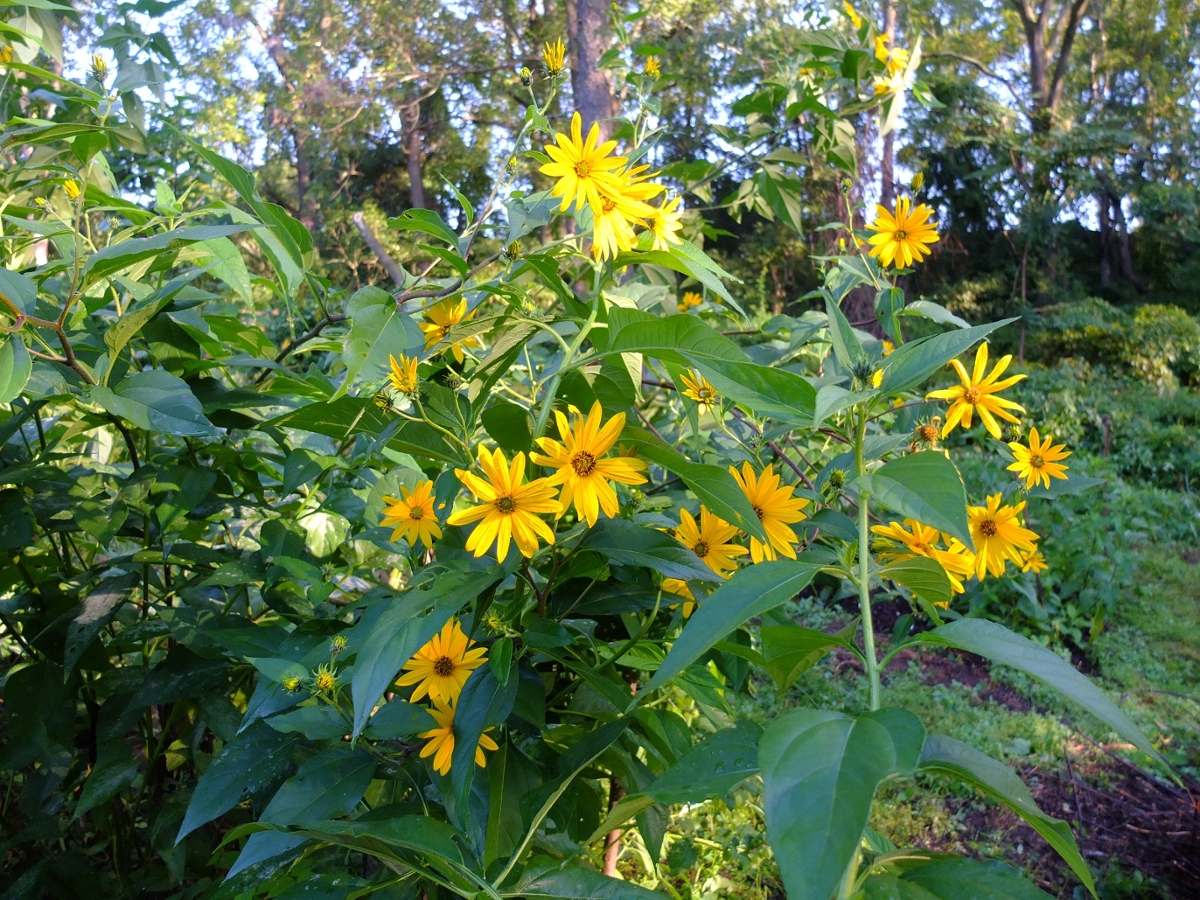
[647,194,684,252]
[926,342,1026,439]
[0,45,13,66]
[680,291,703,310]
[388,353,419,394]
[871,339,895,387]
[63,180,82,200]
[842,1,863,28]
[381,479,442,550]
[675,506,748,578]
[1007,427,1071,490]
[90,53,109,81]
[1021,549,1048,574]
[643,56,661,78]
[542,38,566,77]
[662,577,696,617]
[967,494,1039,579]
[540,111,628,214]
[418,697,499,775]
[531,401,647,527]
[679,370,719,415]
[729,463,809,563]
[313,664,338,693]
[871,518,976,598]
[396,618,488,704]
[420,298,480,364]
[866,197,939,269]
[591,191,653,261]
[612,163,666,203]
[911,171,925,192]
[447,446,562,560]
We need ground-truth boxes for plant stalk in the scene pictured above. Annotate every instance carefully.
[855,406,881,711]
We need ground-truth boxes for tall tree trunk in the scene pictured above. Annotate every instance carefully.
[293,129,317,231]
[1109,192,1142,290]
[565,0,618,138]
[400,102,428,210]
[1097,193,1111,287]
[879,0,897,208]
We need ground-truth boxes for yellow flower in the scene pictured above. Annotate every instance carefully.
[662,577,696,617]
[313,664,337,693]
[871,519,976,597]
[63,180,82,200]
[0,46,13,66]
[611,163,665,203]
[647,194,684,251]
[680,291,703,309]
[592,192,652,261]
[871,339,895,387]
[447,446,562,560]
[842,1,863,28]
[866,197,939,269]
[967,494,1039,579]
[643,56,661,78]
[911,171,925,192]
[282,676,302,692]
[542,38,566,77]
[388,353,419,394]
[90,53,109,81]
[420,298,480,364]
[926,343,1026,440]
[396,618,488,704]
[679,370,719,415]
[728,463,809,563]
[1007,427,1071,490]
[418,697,499,775]
[675,507,748,577]
[381,479,442,549]
[1021,549,1048,574]
[540,111,628,215]
[531,401,647,527]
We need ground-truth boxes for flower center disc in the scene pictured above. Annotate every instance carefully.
[1030,454,1044,468]
[980,520,998,537]
[574,160,592,178]
[433,656,455,677]
[409,506,424,520]
[601,197,617,214]
[571,451,597,477]
[693,541,709,557]
[495,496,517,513]
[753,505,764,520]
[964,387,982,403]
[699,388,715,402]
[895,229,907,240]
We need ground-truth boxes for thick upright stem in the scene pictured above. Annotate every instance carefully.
[854,408,881,710]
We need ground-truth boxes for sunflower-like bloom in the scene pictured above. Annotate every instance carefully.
[679,370,719,415]
[662,578,696,617]
[647,195,684,252]
[927,343,1026,439]
[1007,427,1071,490]
[388,354,419,394]
[447,446,562,560]
[870,339,895,387]
[381,479,442,549]
[967,494,1039,579]
[612,163,665,203]
[531,401,647,526]
[418,697,499,775]
[540,112,627,214]
[64,180,82,200]
[396,618,488,704]
[874,35,910,76]
[1020,549,1048,574]
[675,507,748,577]
[592,191,654,261]
[866,197,938,269]
[729,463,810,563]
[871,518,976,597]
[677,291,703,314]
[421,298,480,364]
[542,38,566,77]
[643,56,661,78]
[842,1,863,28]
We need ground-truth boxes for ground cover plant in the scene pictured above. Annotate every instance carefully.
[1,4,1197,900]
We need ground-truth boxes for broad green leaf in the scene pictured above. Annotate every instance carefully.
[74,742,140,819]
[582,518,722,583]
[481,400,533,453]
[825,295,866,369]
[647,557,820,694]
[901,299,971,330]
[266,398,465,464]
[365,700,435,739]
[643,722,761,802]
[875,287,905,341]
[334,285,423,400]
[299,510,351,559]
[103,271,207,376]
[64,573,138,675]
[857,452,970,545]
[811,383,862,428]
[760,708,925,900]
[918,619,1160,762]
[176,721,301,842]
[919,734,1095,895]
[0,335,32,404]
[91,370,217,437]
[388,208,461,249]
[486,739,542,866]
[284,816,468,870]
[505,857,667,900]
[760,623,853,690]
[0,268,37,313]
[266,705,348,741]
[448,662,518,817]
[689,357,816,425]
[881,556,953,608]
[878,319,1016,395]
[620,426,766,541]
[862,873,941,899]
[193,236,253,301]
[82,224,255,282]
[603,309,747,364]
[900,858,1055,899]
[246,657,309,685]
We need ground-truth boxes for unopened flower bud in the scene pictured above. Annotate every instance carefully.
[519,66,532,86]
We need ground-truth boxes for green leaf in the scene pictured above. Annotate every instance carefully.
[0,335,32,404]
[74,742,140,819]
[582,518,722,583]
[689,357,816,425]
[334,285,423,400]
[0,268,37,314]
[91,370,217,437]
[194,236,253,301]
[481,400,533,453]
[857,452,970,545]
[298,510,351,559]
[647,557,820,694]
[266,705,347,741]
[901,300,971,330]
[900,858,1055,899]
[825,295,866,370]
[265,398,465,464]
[643,722,761,802]
[82,224,255,283]
[176,721,301,842]
[64,573,138,675]
[881,556,953,609]
[247,657,309,685]
[388,208,461,249]
[918,619,1160,762]
[760,623,853,690]
[878,319,1016,395]
[449,663,518,816]
[620,426,766,541]
[603,309,747,364]
[875,287,905,342]
[505,857,667,900]
[760,708,926,900]
[283,815,469,872]
[918,734,1095,895]
[364,700,435,739]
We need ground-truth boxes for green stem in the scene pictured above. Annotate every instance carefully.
[854,406,881,711]
[531,266,602,439]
